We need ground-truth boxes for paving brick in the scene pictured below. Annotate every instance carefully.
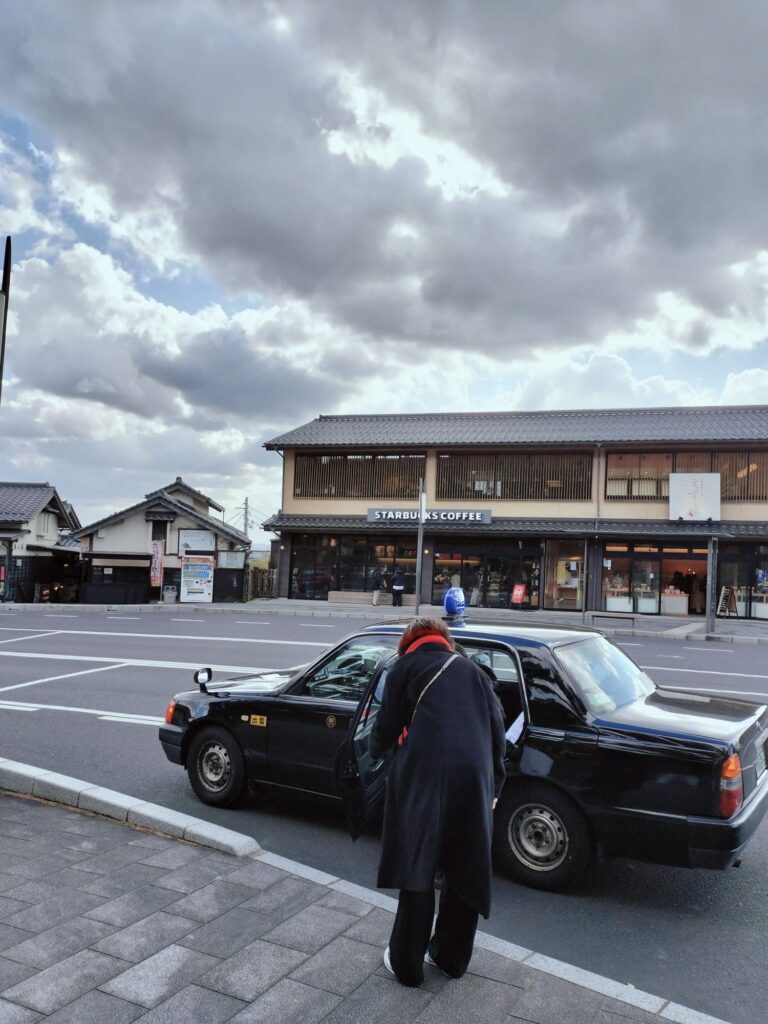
[0,996,42,1022]
[1,892,106,935]
[289,935,384,995]
[0,853,87,881]
[99,944,220,1008]
[240,877,326,923]
[72,845,153,876]
[2,949,129,1015]
[77,862,167,898]
[93,910,198,963]
[178,908,274,957]
[126,982,247,1023]
[342,907,393,948]
[262,905,358,955]
[0,956,37,991]
[315,890,373,919]
[509,971,612,1024]
[0,878,31,897]
[164,880,255,923]
[1,882,73,906]
[464,946,532,988]
[2,916,116,969]
[227,978,341,1024]
[84,883,180,927]
[38,989,144,1023]
[320,973,432,1024]
[199,939,307,1002]
[419,970,526,1023]
[0,927,34,955]
[136,845,211,871]
[0,899,32,922]
[150,853,241,894]
[596,997,671,1023]
[126,834,178,851]
[217,858,287,890]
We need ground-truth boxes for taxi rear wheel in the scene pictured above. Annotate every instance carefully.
[187,726,247,807]
[493,782,593,891]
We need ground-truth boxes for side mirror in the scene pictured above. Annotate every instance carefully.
[194,667,212,693]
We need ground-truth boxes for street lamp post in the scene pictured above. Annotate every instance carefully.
[0,236,11,408]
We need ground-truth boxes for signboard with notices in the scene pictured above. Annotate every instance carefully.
[668,473,721,522]
[180,555,215,603]
[178,529,216,554]
[217,550,246,569]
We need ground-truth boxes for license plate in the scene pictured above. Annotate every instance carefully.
[755,739,766,778]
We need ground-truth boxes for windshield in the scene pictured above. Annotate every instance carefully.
[554,636,655,713]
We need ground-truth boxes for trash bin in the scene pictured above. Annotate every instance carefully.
[162,585,178,604]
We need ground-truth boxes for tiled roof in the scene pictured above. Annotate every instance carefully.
[146,477,224,513]
[0,483,70,527]
[74,491,250,547]
[264,405,768,449]
[262,512,768,541]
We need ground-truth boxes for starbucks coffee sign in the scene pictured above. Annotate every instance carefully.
[367,508,492,524]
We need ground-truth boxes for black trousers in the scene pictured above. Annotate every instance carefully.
[391,588,403,607]
[388,887,479,987]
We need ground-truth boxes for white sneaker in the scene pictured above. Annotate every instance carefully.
[424,950,451,978]
[383,946,395,975]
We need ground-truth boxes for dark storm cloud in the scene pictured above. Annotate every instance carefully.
[2,0,767,365]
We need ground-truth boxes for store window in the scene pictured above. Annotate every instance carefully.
[436,452,592,501]
[338,536,368,592]
[294,452,425,499]
[601,556,631,612]
[753,547,768,621]
[543,541,584,610]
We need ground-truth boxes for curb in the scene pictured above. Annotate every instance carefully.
[0,761,733,1024]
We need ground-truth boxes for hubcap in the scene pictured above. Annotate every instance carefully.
[509,802,568,872]
[198,741,231,792]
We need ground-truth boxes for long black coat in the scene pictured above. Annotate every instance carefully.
[370,643,507,918]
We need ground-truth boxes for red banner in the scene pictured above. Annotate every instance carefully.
[511,583,527,604]
[150,540,164,588]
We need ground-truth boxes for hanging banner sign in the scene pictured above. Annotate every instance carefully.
[511,584,527,604]
[668,474,721,522]
[150,540,165,587]
[180,555,215,603]
[178,529,216,553]
[367,508,492,524]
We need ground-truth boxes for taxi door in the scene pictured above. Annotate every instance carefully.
[335,655,397,839]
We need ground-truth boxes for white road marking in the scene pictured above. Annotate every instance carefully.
[652,654,684,659]
[0,632,60,646]
[171,618,205,623]
[682,646,733,653]
[43,614,79,618]
[235,621,271,625]
[0,663,128,693]
[616,642,644,647]
[300,624,336,629]
[0,699,162,724]
[0,626,326,648]
[107,616,142,620]
[641,664,768,681]
[0,651,274,673]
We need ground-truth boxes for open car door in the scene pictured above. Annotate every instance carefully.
[335,653,397,840]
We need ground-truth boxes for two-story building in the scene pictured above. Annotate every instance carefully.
[73,477,251,603]
[0,482,80,602]
[262,406,768,620]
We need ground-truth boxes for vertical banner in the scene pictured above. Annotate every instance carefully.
[150,540,165,588]
[180,555,215,603]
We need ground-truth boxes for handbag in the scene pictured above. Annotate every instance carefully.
[398,653,458,745]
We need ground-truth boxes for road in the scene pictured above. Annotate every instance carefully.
[0,606,766,1024]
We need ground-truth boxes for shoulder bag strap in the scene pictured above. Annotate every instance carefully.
[410,653,459,726]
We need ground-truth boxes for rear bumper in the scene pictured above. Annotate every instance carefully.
[159,724,184,766]
[687,773,768,868]
[594,773,768,869]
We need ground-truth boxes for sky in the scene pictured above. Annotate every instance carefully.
[1,0,767,545]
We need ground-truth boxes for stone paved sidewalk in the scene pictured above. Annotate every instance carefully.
[0,792,731,1024]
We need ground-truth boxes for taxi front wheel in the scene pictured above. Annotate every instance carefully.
[188,726,247,807]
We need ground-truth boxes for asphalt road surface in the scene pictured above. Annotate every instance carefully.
[0,606,766,1024]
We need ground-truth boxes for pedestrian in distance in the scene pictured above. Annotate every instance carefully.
[370,566,386,607]
[370,616,506,987]
[390,566,405,607]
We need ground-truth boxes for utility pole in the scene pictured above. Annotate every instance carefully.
[414,478,426,616]
[0,236,11,408]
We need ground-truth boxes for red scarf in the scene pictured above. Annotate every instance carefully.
[404,633,453,655]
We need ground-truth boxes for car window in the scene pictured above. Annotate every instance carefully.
[354,656,397,755]
[299,637,398,701]
[518,648,582,728]
[554,636,655,713]
[459,642,524,728]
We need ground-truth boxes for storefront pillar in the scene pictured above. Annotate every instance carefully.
[586,540,604,611]
[705,537,718,634]
[276,536,292,598]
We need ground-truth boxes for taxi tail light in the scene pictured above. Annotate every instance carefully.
[164,699,177,725]
[719,754,743,819]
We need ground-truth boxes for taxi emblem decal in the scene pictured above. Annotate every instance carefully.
[325,715,337,729]
[250,715,268,727]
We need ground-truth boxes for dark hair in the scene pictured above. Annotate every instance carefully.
[398,616,455,656]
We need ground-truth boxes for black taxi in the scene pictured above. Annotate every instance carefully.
[159,623,768,890]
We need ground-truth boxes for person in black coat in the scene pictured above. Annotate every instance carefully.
[390,566,406,607]
[370,616,507,987]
